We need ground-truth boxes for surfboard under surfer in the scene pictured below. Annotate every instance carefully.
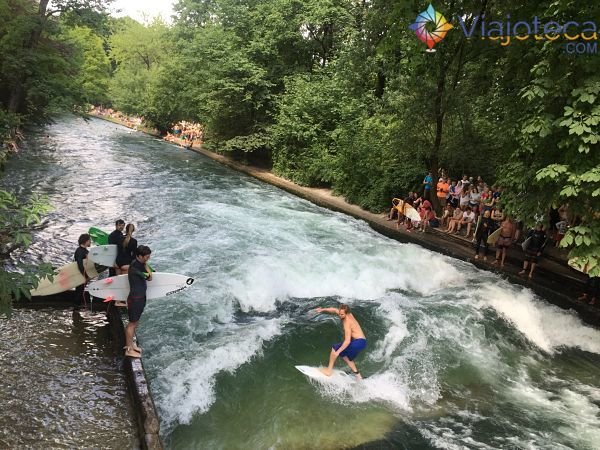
[315,304,367,379]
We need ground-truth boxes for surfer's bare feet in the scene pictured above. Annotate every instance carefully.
[124,347,141,358]
[319,368,332,377]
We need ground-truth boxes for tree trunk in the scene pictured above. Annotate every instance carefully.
[7,0,50,114]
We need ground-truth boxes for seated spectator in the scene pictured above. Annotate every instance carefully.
[441,204,454,229]
[418,203,436,233]
[474,209,494,261]
[519,223,547,279]
[457,206,476,237]
[446,206,464,233]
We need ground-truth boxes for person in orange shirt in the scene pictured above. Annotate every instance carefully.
[436,177,449,204]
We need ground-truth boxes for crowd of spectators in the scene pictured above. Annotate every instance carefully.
[387,172,586,286]
[89,107,204,148]
[90,106,143,129]
[164,121,204,147]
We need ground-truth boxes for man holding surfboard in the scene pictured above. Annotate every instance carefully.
[74,233,91,306]
[125,245,152,358]
[108,220,125,276]
[316,304,367,379]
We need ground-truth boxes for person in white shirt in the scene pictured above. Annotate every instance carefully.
[457,206,476,236]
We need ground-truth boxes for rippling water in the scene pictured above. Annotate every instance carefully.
[3,116,600,449]
[0,307,137,448]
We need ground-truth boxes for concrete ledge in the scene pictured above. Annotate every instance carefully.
[106,306,163,450]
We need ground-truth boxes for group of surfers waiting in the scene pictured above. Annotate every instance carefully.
[74,219,152,358]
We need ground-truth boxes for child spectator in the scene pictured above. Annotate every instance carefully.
[441,204,454,229]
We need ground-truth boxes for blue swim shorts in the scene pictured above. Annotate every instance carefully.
[332,338,367,361]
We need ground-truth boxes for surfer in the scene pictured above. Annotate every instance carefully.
[74,233,91,306]
[315,304,367,379]
[108,220,125,276]
[124,245,152,358]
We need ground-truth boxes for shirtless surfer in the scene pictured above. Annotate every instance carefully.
[315,304,367,379]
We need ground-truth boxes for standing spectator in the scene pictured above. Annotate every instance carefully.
[459,188,470,210]
[423,172,433,200]
[461,175,470,190]
[578,275,599,306]
[519,223,547,279]
[448,180,458,208]
[554,220,568,246]
[436,177,449,204]
[491,207,504,223]
[469,186,481,214]
[474,210,494,261]
[493,216,515,268]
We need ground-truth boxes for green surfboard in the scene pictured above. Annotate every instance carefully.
[89,226,109,245]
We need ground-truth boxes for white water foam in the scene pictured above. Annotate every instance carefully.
[155,317,282,427]
[229,244,465,313]
[475,284,600,354]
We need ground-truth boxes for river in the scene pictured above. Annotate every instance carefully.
[2,116,600,449]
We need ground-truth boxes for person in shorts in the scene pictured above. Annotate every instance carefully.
[124,245,152,357]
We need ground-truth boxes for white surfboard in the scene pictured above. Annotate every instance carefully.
[87,272,194,301]
[88,245,118,267]
[31,258,103,297]
[295,365,352,381]
[404,205,421,223]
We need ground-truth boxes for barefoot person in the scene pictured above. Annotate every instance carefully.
[124,245,152,358]
[315,304,367,379]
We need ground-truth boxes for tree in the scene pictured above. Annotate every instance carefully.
[0,190,53,314]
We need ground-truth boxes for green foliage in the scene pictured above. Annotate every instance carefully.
[0,190,54,314]
[108,17,169,115]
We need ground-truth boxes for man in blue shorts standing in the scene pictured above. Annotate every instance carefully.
[316,304,367,379]
[124,245,152,358]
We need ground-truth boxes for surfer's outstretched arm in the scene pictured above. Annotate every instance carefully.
[315,307,339,314]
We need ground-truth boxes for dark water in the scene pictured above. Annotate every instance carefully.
[0,307,137,448]
[2,116,600,449]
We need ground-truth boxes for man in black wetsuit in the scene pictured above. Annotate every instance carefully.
[124,245,152,358]
[108,219,125,276]
[74,233,91,306]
